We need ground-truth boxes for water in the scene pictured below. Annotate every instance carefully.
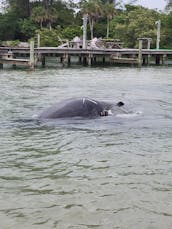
[0,66,172,229]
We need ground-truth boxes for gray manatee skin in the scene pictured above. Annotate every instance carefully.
[38,98,124,119]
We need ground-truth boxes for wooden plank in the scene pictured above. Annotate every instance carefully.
[111,57,138,64]
[0,58,30,66]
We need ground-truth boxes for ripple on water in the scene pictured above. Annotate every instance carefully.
[0,67,172,228]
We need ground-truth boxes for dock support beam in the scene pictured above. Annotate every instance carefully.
[83,56,87,65]
[88,54,93,66]
[62,54,70,67]
[0,63,3,69]
[41,55,45,67]
[156,55,160,65]
[162,54,166,65]
[103,56,105,64]
[79,55,82,64]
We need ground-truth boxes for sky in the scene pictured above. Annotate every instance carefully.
[0,0,167,12]
[125,0,166,11]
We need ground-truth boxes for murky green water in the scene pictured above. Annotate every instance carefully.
[0,66,172,229]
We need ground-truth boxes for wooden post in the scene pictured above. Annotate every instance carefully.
[103,56,105,64]
[62,54,68,66]
[143,56,146,65]
[37,33,40,48]
[88,53,92,66]
[156,55,160,65]
[0,63,3,69]
[155,20,161,49]
[82,14,88,49]
[41,55,45,67]
[29,40,35,69]
[94,56,96,64]
[35,33,41,63]
[83,56,87,65]
[60,56,63,63]
[79,56,82,64]
[147,38,152,49]
[147,54,151,65]
[68,55,71,66]
[138,39,143,67]
[162,54,166,65]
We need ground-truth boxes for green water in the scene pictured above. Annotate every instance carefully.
[0,66,172,228]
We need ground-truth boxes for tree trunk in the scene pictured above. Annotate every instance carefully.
[48,22,52,31]
[106,18,110,38]
[43,0,48,9]
[89,17,94,40]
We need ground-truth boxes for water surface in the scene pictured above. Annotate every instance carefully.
[0,67,172,228]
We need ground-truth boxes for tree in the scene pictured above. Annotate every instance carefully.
[0,11,18,40]
[165,0,172,11]
[80,0,102,39]
[45,7,58,30]
[8,0,30,18]
[31,6,45,28]
[103,2,116,38]
[111,5,161,48]
[161,12,172,48]
[17,18,37,40]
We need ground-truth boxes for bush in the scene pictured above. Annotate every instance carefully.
[61,25,82,40]
[35,28,62,47]
[1,40,20,47]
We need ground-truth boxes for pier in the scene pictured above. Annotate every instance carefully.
[0,45,172,69]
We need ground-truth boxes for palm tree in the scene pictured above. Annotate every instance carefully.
[31,6,46,28]
[31,5,57,30]
[44,7,58,30]
[103,2,116,38]
[80,0,102,39]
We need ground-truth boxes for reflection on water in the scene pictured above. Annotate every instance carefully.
[0,67,172,228]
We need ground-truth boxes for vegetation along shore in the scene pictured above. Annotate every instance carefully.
[0,0,172,49]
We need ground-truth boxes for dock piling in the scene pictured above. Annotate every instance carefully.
[29,40,35,69]
[82,14,88,49]
[138,39,143,67]
[41,55,46,67]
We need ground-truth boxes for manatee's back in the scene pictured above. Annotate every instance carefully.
[39,98,86,119]
[38,98,114,119]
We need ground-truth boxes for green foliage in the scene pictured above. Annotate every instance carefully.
[17,19,37,40]
[35,28,61,47]
[31,6,46,28]
[111,6,161,48]
[1,40,20,47]
[0,11,19,40]
[161,12,172,48]
[1,0,172,48]
[94,22,107,38]
[61,26,82,40]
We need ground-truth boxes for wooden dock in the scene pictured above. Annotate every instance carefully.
[0,46,172,69]
[0,58,30,66]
